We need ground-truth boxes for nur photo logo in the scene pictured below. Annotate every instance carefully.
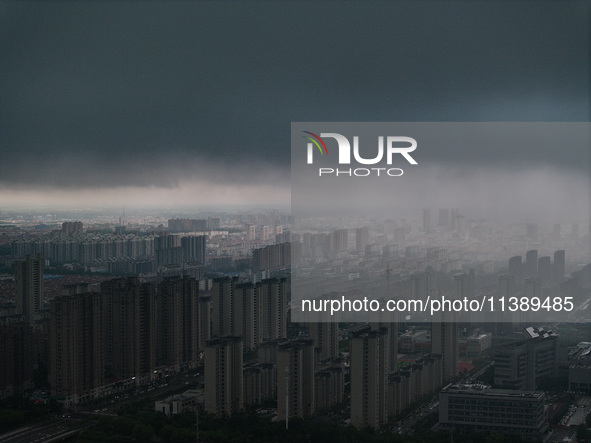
[303,130,418,177]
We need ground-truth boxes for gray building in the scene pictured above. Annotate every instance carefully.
[204,336,243,417]
[15,253,44,325]
[494,327,558,390]
[439,383,549,441]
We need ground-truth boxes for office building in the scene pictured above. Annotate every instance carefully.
[494,327,558,390]
[466,332,492,356]
[439,383,549,441]
[567,342,591,393]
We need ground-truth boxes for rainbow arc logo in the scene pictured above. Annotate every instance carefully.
[302,131,328,155]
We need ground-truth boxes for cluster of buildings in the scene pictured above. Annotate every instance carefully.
[2,212,589,443]
[12,231,156,266]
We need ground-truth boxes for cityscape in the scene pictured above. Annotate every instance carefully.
[0,208,589,442]
[2,2,590,442]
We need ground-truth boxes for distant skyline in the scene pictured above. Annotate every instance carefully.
[1,2,589,209]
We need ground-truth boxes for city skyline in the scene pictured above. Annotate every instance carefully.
[1,3,590,440]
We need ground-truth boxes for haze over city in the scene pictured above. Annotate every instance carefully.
[1,2,590,442]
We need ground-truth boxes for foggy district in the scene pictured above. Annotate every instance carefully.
[0,203,590,442]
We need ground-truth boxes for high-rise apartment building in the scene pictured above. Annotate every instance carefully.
[0,323,36,397]
[498,274,518,331]
[100,278,156,381]
[508,256,522,285]
[454,270,474,299]
[537,256,552,285]
[180,235,206,265]
[277,338,315,420]
[355,227,369,252]
[204,336,243,417]
[154,233,182,267]
[350,327,389,429]
[156,277,200,368]
[310,319,339,361]
[243,363,276,407]
[432,311,458,384]
[211,276,239,337]
[258,278,287,342]
[422,208,431,233]
[50,292,104,400]
[330,229,348,253]
[61,221,83,236]
[198,295,211,350]
[233,282,260,350]
[438,208,450,230]
[15,253,44,325]
[315,366,344,411]
[553,250,565,284]
[211,277,286,345]
[525,250,538,279]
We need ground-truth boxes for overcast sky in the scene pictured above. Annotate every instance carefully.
[0,1,589,209]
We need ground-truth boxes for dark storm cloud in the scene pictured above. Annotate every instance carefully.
[0,1,588,189]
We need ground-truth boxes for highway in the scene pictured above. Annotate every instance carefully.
[0,419,96,443]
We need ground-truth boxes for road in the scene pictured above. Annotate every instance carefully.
[0,373,203,442]
[0,419,96,443]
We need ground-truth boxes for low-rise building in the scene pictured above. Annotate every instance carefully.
[568,342,591,394]
[155,389,201,416]
[439,383,549,441]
